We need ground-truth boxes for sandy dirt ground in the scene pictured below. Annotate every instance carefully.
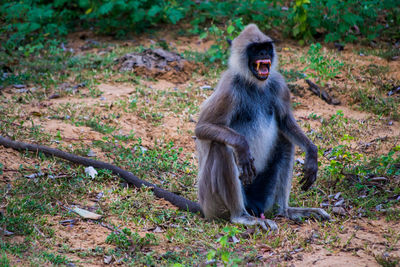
[1,29,399,266]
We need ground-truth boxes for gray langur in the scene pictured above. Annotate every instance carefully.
[195,24,330,230]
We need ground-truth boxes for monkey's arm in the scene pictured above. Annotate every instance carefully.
[195,123,256,184]
[195,81,256,183]
[277,90,318,190]
[195,123,249,155]
[278,113,318,190]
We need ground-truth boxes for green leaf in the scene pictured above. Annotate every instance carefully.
[148,5,162,17]
[199,32,208,39]
[227,25,235,34]
[166,8,185,24]
[207,250,216,260]
[98,2,114,15]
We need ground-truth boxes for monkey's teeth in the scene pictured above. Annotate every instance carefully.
[256,62,260,70]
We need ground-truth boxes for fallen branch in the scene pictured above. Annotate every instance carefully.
[305,79,340,105]
[0,135,202,215]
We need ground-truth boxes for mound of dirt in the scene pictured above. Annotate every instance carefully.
[116,48,201,83]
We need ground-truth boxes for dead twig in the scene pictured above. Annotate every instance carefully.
[0,135,203,215]
[305,79,340,105]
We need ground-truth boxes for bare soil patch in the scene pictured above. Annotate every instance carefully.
[1,31,399,266]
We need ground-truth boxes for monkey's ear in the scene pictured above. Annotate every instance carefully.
[226,38,232,47]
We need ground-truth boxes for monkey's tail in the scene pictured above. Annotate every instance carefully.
[0,135,203,215]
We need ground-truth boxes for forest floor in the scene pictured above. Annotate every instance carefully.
[1,27,400,266]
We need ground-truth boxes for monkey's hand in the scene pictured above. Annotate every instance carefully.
[236,144,256,185]
[300,146,318,190]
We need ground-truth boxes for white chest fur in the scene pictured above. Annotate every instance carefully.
[246,116,278,174]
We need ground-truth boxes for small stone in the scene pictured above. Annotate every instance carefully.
[332,207,346,215]
[1,227,14,236]
[25,172,44,179]
[231,235,239,243]
[371,177,387,182]
[334,192,341,200]
[200,85,213,90]
[375,204,384,211]
[87,150,96,157]
[13,84,25,89]
[49,93,60,99]
[152,226,164,233]
[334,199,344,206]
[84,166,98,178]
[104,255,112,264]
[295,158,304,165]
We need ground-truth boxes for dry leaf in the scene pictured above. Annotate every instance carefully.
[72,207,102,220]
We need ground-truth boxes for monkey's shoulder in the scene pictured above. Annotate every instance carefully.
[265,71,288,95]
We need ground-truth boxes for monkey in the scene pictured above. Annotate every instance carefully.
[195,24,330,231]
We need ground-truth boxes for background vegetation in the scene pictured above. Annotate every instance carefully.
[1,0,399,51]
[1,0,399,266]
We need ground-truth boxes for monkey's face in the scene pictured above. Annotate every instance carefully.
[246,42,274,81]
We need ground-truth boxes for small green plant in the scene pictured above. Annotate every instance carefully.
[0,253,10,267]
[41,252,70,265]
[199,18,245,64]
[280,68,305,83]
[308,112,321,120]
[106,228,158,251]
[206,226,242,266]
[75,116,116,134]
[351,89,400,121]
[288,0,312,44]
[301,43,343,85]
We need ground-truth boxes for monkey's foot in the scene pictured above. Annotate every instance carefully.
[282,207,330,221]
[231,214,278,231]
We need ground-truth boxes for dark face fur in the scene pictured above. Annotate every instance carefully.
[246,42,274,81]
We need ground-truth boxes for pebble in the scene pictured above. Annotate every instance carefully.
[332,207,346,215]
[200,85,213,90]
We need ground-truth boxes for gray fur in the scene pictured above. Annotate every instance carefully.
[195,24,330,231]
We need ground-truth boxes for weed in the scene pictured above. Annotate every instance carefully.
[375,254,399,267]
[0,253,10,267]
[106,228,158,251]
[358,48,400,61]
[206,226,242,266]
[197,18,245,65]
[280,68,305,83]
[352,89,400,120]
[41,252,70,265]
[301,43,343,86]
[75,116,116,134]
[288,0,312,44]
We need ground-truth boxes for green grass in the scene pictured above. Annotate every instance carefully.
[358,47,400,61]
[1,34,400,266]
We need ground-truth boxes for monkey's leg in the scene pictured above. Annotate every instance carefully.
[197,141,277,231]
[274,136,330,221]
[244,146,282,218]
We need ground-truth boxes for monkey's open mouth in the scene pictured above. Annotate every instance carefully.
[252,59,271,79]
